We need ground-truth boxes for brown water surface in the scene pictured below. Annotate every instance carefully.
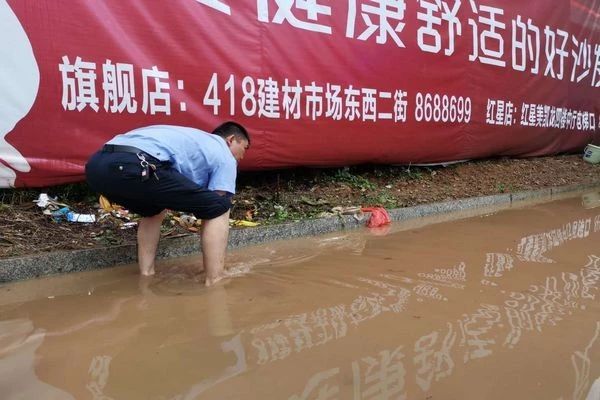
[2,193,600,399]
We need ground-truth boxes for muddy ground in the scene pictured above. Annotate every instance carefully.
[0,155,598,258]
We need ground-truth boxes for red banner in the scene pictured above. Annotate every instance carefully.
[1,0,599,187]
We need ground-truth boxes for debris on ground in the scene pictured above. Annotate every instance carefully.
[361,207,392,228]
[318,206,363,220]
[65,211,96,223]
[35,193,95,223]
[230,219,260,227]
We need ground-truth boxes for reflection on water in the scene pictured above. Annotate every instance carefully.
[582,192,600,209]
[516,215,595,263]
[571,322,600,400]
[0,320,75,399]
[1,192,600,399]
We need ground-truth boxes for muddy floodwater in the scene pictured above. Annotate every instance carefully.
[2,192,600,400]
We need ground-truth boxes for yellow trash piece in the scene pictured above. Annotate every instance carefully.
[99,195,126,213]
[229,219,259,227]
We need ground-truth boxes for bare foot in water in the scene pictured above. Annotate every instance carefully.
[138,275,154,293]
[139,265,155,276]
[205,270,235,287]
[205,274,225,287]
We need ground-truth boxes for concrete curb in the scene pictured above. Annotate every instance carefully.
[1,182,599,283]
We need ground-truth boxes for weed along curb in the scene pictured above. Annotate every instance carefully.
[1,183,598,283]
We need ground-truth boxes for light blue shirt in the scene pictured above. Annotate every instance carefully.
[108,125,237,194]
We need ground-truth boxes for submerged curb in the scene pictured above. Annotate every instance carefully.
[1,182,599,283]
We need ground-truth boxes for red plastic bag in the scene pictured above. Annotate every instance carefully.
[361,207,391,228]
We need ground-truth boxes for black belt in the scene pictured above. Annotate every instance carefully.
[102,144,145,154]
[102,144,169,167]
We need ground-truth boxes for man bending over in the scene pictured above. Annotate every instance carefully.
[85,122,250,286]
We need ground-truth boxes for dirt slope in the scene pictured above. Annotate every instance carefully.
[0,155,598,258]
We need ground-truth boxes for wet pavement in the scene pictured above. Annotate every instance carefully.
[1,192,600,400]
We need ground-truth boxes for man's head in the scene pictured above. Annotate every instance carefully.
[212,121,250,162]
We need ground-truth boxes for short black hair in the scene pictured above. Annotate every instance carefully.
[212,121,250,145]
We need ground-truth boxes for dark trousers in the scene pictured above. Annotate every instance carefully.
[85,150,230,219]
